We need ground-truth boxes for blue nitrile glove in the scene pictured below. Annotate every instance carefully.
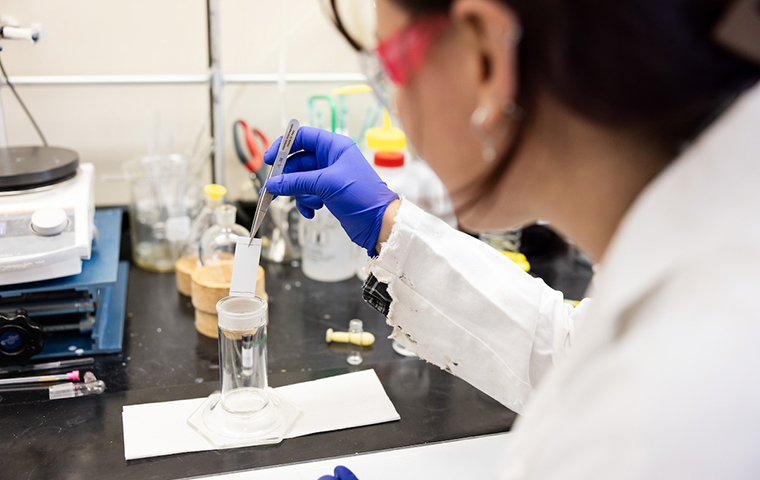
[263,127,399,256]
[318,465,359,480]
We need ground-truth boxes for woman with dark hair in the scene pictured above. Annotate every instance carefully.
[263,0,760,477]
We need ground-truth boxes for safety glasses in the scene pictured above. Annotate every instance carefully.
[321,0,450,112]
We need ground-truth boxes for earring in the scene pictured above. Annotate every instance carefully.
[470,101,522,162]
[470,106,497,162]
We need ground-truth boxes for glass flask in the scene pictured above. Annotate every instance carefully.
[199,205,250,265]
[182,184,227,261]
[187,296,301,447]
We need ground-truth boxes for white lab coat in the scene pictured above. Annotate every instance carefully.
[367,81,760,479]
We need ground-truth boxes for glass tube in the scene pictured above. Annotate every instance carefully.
[216,296,269,414]
[188,295,301,447]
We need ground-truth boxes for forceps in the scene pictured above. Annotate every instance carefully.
[248,119,300,245]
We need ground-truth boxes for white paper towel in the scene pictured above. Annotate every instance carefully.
[122,369,400,460]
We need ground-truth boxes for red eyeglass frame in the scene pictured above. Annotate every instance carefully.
[375,13,451,86]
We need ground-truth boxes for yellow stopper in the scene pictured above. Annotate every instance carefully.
[366,110,407,152]
[331,84,373,95]
[204,184,227,201]
[500,251,531,272]
[325,328,376,346]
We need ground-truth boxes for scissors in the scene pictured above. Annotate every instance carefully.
[232,119,270,175]
[248,118,300,245]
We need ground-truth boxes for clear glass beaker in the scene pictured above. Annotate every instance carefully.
[124,154,202,272]
[217,296,269,414]
[187,295,301,447]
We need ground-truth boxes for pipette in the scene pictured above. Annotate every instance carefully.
[248,119,300,243]
[0,370,79,386]
[0,357,94,376]
[0,371,106,400]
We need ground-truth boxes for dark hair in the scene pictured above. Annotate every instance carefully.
[331,0,760,198]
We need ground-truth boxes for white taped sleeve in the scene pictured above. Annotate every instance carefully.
[367,200,588,414]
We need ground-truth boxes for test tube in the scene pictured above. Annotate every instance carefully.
[216,296,269,414]
[346,319,364,366]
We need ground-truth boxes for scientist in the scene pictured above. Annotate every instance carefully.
[264,0,760,478]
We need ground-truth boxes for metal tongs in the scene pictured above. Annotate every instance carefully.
[248,119,300,244]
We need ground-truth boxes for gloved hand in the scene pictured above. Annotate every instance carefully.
[318,465,359,480]
[263,127,399,256]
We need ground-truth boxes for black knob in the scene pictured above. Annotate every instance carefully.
[0,309,44,366]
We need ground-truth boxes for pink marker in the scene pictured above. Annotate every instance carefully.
[0,370,80,386]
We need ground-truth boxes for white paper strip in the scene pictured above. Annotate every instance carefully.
[229,237,262,298]
[122,369,400,460]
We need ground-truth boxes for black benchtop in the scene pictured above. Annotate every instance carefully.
[0,210,591,480]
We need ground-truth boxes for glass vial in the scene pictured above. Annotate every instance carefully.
[216,296,269,414]
[346,319,364,366]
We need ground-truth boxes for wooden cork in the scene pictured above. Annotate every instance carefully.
[175,254,199,296]
[191,261,235,314]
[191,262,267,338]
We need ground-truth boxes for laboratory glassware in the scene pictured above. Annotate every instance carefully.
[124,154,201,272]
[176,185,226,295]
[187,296,301,447]
[479,231,521,254]
[199,205,250,266]
[259,196,302,263]
[0,370,79,386]
[346,319,364,366]
[182,184,227,261]
[478,230,531,272]
[49,372,105,400]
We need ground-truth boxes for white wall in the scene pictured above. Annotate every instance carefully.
[0,0,376,205]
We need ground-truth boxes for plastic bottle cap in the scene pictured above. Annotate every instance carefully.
[366,110,407,152]
[204,184,227,201]
[374,151,404,168]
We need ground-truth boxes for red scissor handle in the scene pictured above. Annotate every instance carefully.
[234,120,272,173]
[247,128,270,172]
